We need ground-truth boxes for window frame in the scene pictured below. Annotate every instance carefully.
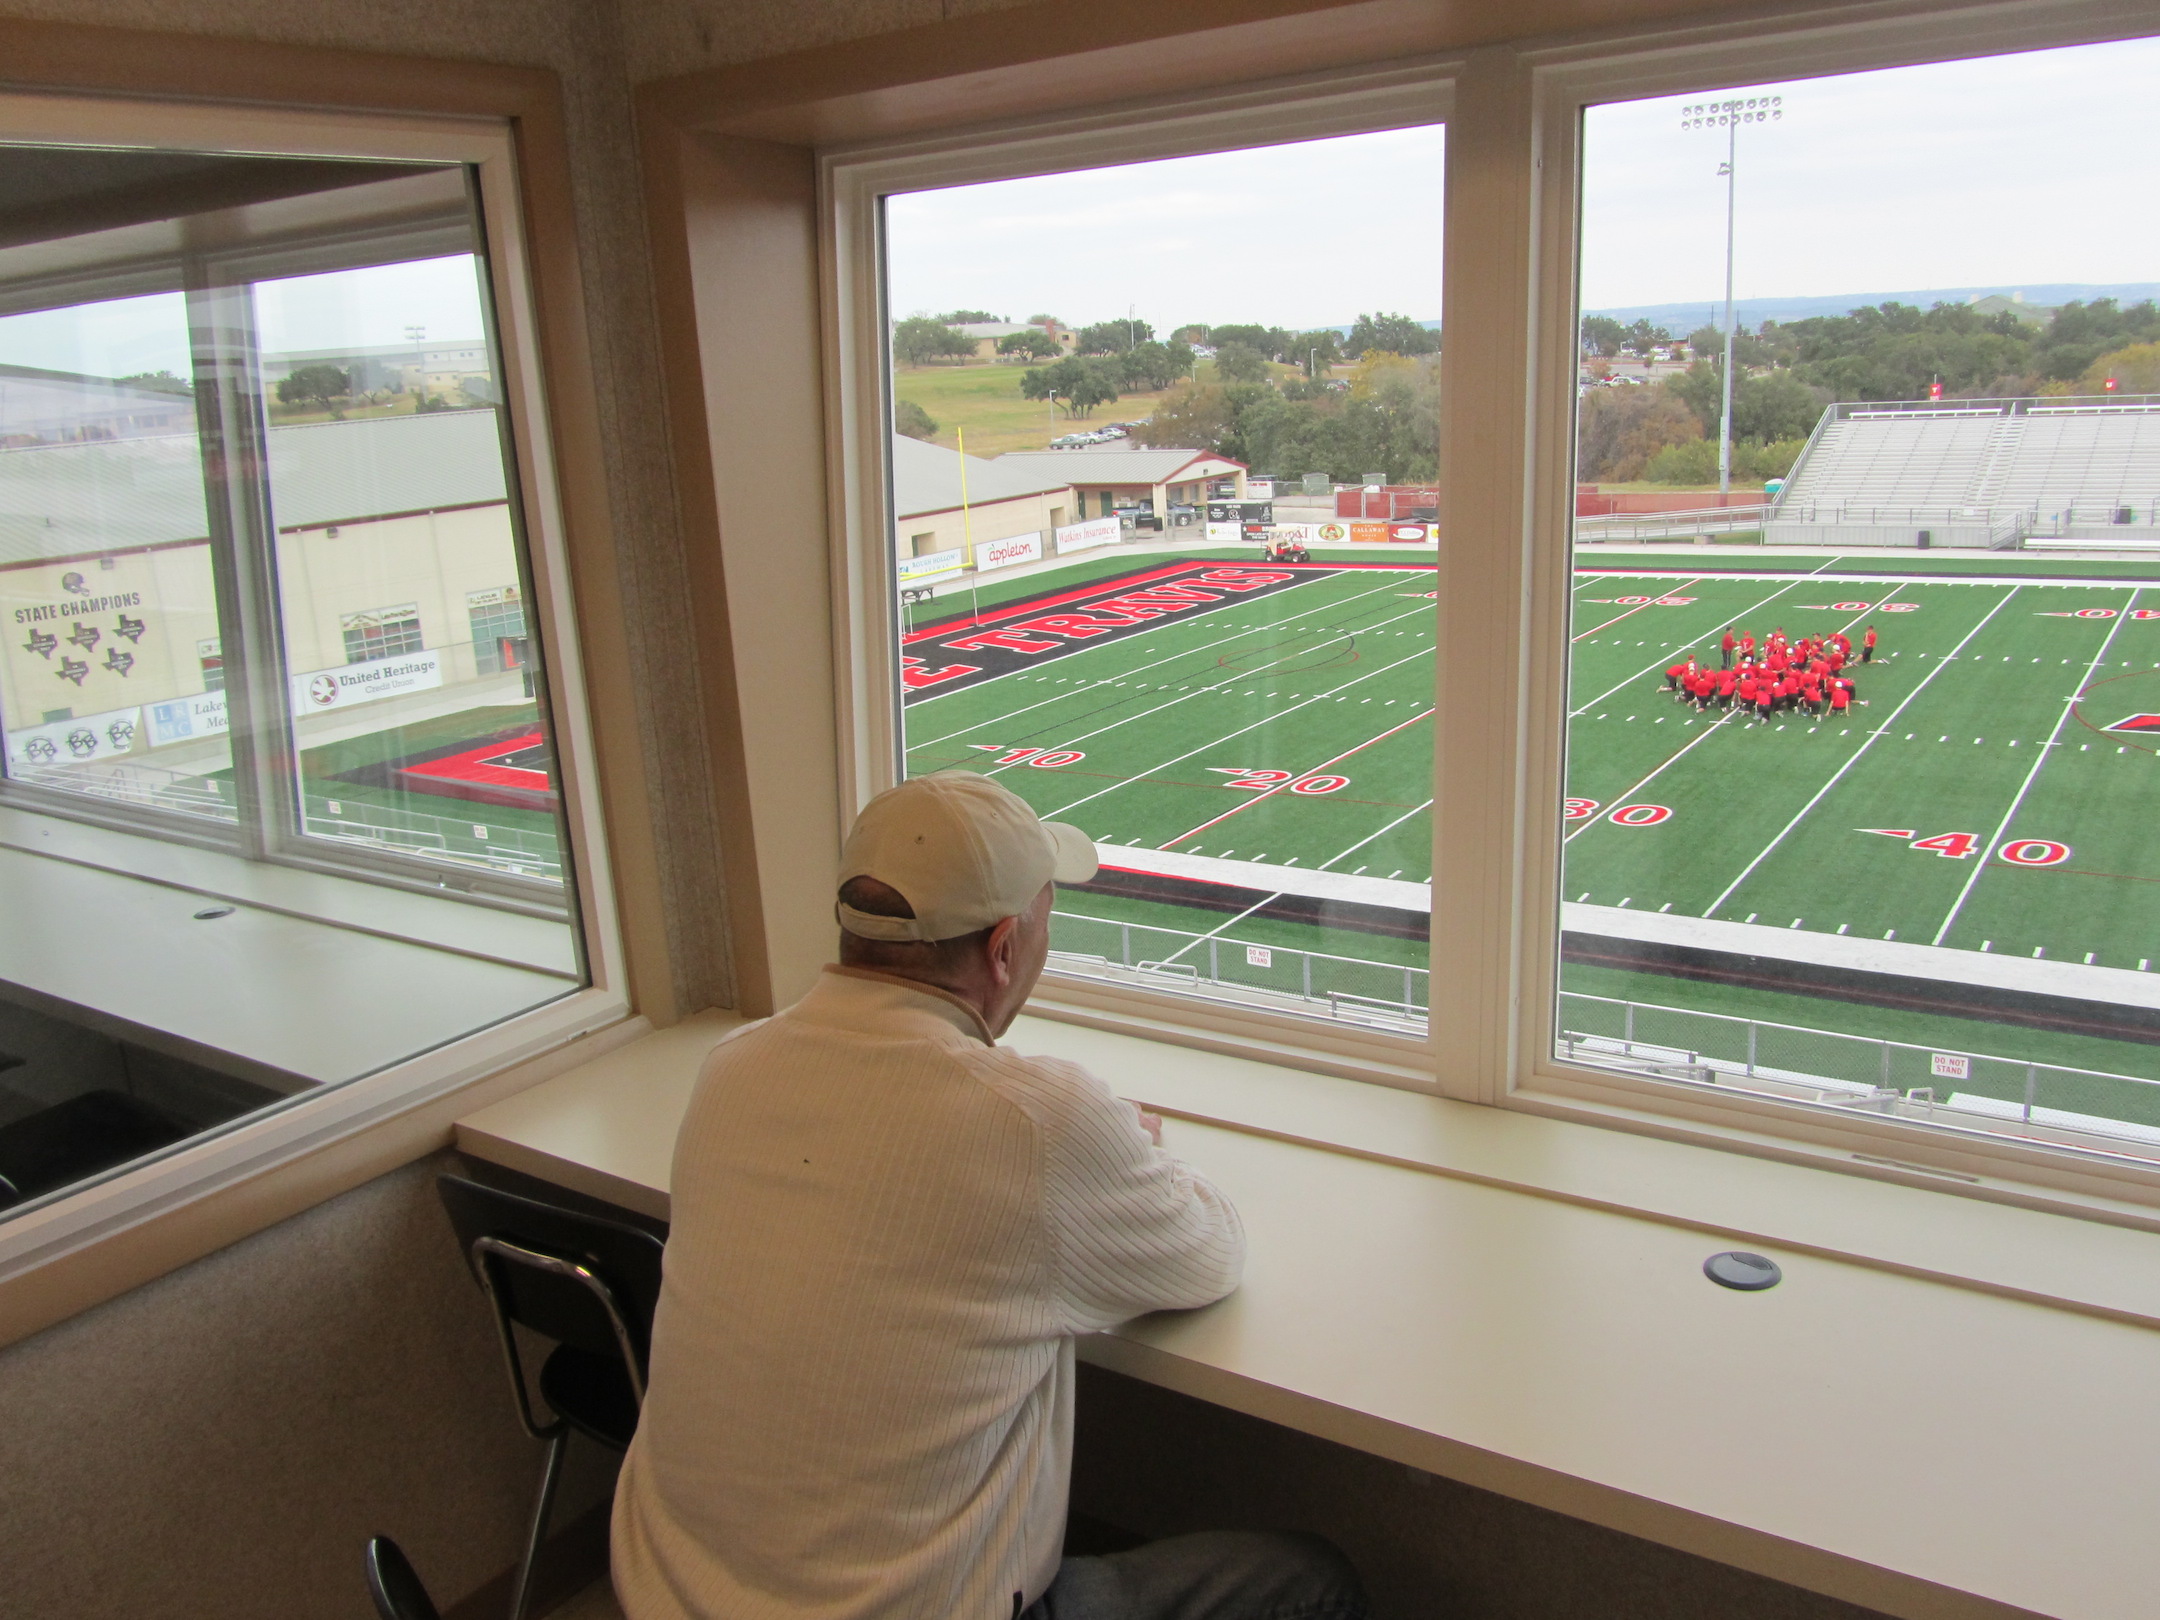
[0,103,574,916]
[815,0,2160,1211]
[1500,0,2160,1203]
[817,58,1459,1093]
[0,91,633,1283]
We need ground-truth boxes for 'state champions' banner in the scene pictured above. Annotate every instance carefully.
[291,650,444,714]
[1053,516,1121,555]
[974,532,1043,571]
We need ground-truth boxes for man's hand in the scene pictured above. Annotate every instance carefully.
[1131,1103,1164,1146]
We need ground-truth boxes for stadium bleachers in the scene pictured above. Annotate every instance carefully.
[1766,395,2160,547]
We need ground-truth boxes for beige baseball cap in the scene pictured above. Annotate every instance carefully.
[837,771,1098,942]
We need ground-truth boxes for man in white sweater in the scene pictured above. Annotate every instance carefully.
[614,772,1368,1620]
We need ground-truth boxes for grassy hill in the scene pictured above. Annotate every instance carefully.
[891,362,1173,455]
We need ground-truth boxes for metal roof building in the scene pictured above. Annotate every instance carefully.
[0,409,510,569]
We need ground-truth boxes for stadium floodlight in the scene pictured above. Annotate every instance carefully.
[1681,93,1787,494]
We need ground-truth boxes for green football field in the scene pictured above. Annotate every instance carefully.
[899,547,2160,1101]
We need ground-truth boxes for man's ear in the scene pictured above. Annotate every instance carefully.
[984,914,1021,985]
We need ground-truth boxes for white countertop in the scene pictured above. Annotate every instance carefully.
[455,1005,2160,1620]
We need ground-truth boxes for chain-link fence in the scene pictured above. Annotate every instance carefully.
[1558,990,2160,1147]
[1049,910,1427,1027]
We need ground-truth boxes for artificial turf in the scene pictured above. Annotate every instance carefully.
[899,546,2160,1099]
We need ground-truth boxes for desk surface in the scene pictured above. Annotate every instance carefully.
[455,1008,2160,1620]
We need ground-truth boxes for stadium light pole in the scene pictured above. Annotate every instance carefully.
[1682,93,1783,494]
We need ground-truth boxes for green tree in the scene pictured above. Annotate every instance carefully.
[117,369,193,396]
[1289,330,1344,371]
[2079,342,2160,395]
[1213,342,1270,384]
[1580,316,1626,357]
[276,363,350,412]
[1644,437,1804,485]
[1118,340,1193,391]
[2036,300,2160,382]
[1204,324,1280,358]
[1622,318,1671,352]
[1020,356,1122,418]
[894,398,939,440]
[892,317,976,366]
[996,329,1060,360]
[1576,386,1702,482]
[937,309,1000,324]
[1074,319,1154,355]
[1345,311,1439,358]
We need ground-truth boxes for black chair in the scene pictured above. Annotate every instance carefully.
[365,1536,441,1620]
[437,1174,665,1620]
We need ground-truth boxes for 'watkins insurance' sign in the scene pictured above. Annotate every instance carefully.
[291,650,444,713]
[1053,516,1122,555]
[898,562,1309,700]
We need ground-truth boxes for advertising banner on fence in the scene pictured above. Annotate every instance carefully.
[4,704,142,768]
[1388,522,1436,542]
[147,690,229,747]
[898,547,966,584]
[291,650,443,714]
[1350,522,1389,544]
[1245,478,1275,500]
[974,532,1044,571]
[1054,516,1122,555]
[1204,522,1243,545]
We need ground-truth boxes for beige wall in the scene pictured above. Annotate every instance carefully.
[0,1152,620,1620]
[277,505,522,682]
[894,487,1068,567]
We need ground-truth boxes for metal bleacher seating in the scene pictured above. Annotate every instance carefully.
[1769,394,2160,546]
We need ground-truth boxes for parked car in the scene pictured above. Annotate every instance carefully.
[1049,433,1089,448]
[1118,506,1163,532]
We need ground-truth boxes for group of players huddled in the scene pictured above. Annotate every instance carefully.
[1663,623,1880,723]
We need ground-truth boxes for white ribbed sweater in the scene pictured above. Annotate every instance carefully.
[612,968,1246,1620]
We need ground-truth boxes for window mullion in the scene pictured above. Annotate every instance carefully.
[1430,47,1539,1105]
[185,276,292,862]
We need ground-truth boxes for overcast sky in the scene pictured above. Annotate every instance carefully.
[1580,35,2160,311]
[885,125,1446,335]
[887,33,2157,332]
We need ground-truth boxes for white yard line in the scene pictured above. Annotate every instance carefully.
[1567,559,1841,717]
[989,600,1438,776]
[1161,706,1434,849]
[907,572,1415,745]
[1929,586,2144,946]
[1319,796,1435,870]
[1040,641,1438,822]
[1698,584,2026,919]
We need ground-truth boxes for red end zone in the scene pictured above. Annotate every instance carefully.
[394,731,558,812]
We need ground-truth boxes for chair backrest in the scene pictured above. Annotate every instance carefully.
[365,1537,440,1620]
[436,1175,666,1376]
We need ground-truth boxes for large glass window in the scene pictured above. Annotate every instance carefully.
[1559,37,2160,1161]
[0,135,593,1219]
[882,127,1443,1033]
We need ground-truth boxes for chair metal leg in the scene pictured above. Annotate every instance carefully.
[508,1427,569,1620]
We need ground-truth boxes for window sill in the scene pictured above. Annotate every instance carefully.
[455,1000,2160,1620]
